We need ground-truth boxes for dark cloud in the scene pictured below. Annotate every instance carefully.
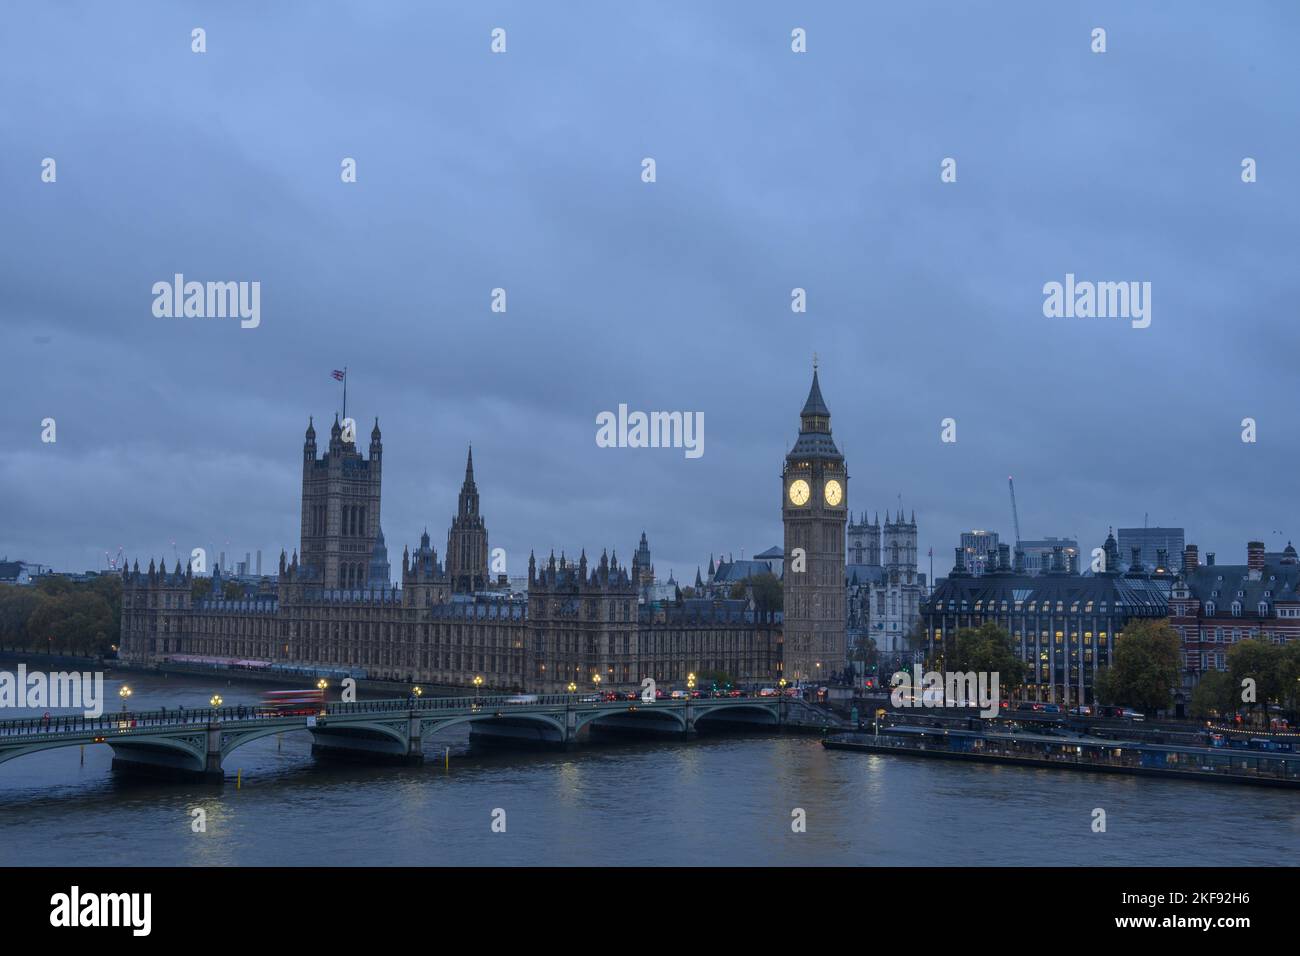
[2,1,1297,579]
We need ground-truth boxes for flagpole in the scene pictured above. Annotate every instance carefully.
[343,367,348,423]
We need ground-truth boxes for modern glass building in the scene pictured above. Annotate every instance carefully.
[1117,527,1185,572]
[921,552,1172,706]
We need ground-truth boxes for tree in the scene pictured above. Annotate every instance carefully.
[1281,641,1300,722]
[1228,638,1286,728]
[1189,670,1237,720]
[0,576,122,658]
[750,571,783,622]
[728,580,748,600]
[1092,618,1181,715]
[27,590,114,657]
[905,619,927,651]
[851,634,879,668]
[943,622,1026,699]
[0,585,44,651]
[34,575,74,597]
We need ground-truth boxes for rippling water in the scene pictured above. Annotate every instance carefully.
[0,665,1295,866]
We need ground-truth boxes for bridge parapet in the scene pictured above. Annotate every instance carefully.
[0,693,809,778]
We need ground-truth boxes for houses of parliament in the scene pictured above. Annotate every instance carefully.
[120,372,848,691]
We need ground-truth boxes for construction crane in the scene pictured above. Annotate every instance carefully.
[1008,476,1022,550]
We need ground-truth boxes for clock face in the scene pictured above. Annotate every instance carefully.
[788,479,810,506]
[824,479,843,506]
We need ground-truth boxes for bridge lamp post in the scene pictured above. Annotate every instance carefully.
[687,673,696,697]
[567,682,577,695]
[413,686,423,698]
[210,694,222,716]
[593,673,602,698]
[119,685,132,713]
[473,675,483,702]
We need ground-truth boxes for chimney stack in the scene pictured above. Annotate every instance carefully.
[1156,548,1168,572]
[1183,544,1199,575]
[1130,547,1142,571]
[1247,540,1265,579]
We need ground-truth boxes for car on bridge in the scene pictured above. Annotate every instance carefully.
[505,694,540,705]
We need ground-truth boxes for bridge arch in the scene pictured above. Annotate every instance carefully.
[421,711,568,740]
[0,736,111,767]
[691,702,781,729]
[218,723,317,760]
[108,733,209,775]
[575,706,688,734]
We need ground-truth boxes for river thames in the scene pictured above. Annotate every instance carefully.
[0,667,1295,866]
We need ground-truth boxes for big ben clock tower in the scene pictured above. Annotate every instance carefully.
[782,361,847,683]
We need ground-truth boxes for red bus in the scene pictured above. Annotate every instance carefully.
[261,689,324,716]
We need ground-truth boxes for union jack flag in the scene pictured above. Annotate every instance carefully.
[331,369,346,381]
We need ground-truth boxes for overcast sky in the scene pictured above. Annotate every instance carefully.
[3,1,1298,583]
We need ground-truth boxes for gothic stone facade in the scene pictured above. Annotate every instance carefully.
[781,369,848,682]
[846,510,925,661]
[120,414,782,692]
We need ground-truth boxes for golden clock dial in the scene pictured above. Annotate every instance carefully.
[788,479,810,506]
[824,479,843,506]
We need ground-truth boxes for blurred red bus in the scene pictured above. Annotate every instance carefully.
[261,689,324,716]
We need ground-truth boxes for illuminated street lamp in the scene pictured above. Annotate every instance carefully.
[209,694,222,715]
[412,686,423,698]
[473,675,483,701]
[687,672,696,695]
[118,685,132,713]
[567,682,577,695]
[593,673,602,697]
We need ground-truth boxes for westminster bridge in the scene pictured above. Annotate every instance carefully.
[0,692,839,781]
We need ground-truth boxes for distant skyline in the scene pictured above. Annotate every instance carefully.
[3,2,1298,583]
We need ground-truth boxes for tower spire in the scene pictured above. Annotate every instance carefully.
[800,366,831,421]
